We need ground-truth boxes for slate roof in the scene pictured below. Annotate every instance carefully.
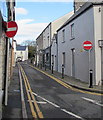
[57,2,103,32]
[16,45,26,51]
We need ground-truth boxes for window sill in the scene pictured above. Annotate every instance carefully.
[62,41,65,43]
[70,37,75,41]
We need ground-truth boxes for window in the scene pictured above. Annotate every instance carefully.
[48,36,49,46]
[62,29,65,42]
[46,53,49,61]
[71,23,74,39]
[52,55,54,65]
[62,52,65,67]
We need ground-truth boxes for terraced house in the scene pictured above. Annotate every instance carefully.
[57,1,103,85]
[36,11,74,70]
[0,0,16,118]
[36,0,103,86]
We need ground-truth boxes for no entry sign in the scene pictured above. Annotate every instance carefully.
[5,21,18,38]
[83,41,93,50]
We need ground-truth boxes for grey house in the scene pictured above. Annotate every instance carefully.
[57,2,103,85]
[36,11,74,70]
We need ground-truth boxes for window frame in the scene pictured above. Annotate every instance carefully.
[71,23,75,39]
[62,29,65,43]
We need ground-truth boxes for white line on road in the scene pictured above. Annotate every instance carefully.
[27,100,47,104]
[19,69,28,118]
[36,101,47,104]
[32,92,84,120]
[32,92,60,108]
[61,109,84,120]
[82,97,103,107]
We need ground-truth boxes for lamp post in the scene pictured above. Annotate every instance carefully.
[98,40,103,85]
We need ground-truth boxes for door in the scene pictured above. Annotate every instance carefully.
[71,48,75,77]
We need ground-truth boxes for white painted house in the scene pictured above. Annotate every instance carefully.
[36,11,74,69]
[57,2,103,85]
[15,45,28,62]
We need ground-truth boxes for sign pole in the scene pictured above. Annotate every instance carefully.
[83,41,93,88]
[89,49,93,88]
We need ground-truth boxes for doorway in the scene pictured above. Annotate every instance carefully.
[71,48,75,77]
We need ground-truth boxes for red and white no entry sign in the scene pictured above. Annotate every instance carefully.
[5,21,18,38]
[83,41,93,50]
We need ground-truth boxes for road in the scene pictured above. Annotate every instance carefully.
[19,62,103,119]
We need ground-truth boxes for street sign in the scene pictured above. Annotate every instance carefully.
[5,21,18,38]
[83,41,93,50]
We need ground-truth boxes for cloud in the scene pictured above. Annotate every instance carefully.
[15,19,48,44]
[15,8,28,15]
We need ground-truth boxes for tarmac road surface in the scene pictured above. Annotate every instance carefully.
[20,62,103,119]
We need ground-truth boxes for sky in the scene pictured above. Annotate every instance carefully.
[15,1,74,44]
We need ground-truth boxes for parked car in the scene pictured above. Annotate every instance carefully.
[16,57,22,62]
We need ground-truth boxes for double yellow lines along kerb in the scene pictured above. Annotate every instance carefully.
[29,65,103,96]
[18,63,43,119]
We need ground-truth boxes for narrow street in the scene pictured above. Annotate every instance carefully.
[1,1,103,120]
[8,62,102,119]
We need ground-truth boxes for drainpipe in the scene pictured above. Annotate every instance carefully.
[4,37,9,106]
[98,40,103,85]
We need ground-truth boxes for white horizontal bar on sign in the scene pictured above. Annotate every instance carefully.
[7,27,17,32]
[84,44,92,46]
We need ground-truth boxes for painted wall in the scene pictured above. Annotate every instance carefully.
[58,7,97,84]
[43,24,51,50]
[93,5,102,85]
[15,47,28,61]
[51,11,74,71]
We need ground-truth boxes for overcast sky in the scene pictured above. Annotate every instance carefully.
[15,1,73,44]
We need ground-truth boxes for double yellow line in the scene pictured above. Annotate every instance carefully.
[18,63,43,119]
[29,65,103,96]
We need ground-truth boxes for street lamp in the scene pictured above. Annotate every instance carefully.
[98,40,103,85]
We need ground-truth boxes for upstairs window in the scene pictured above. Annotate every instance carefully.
[62,29,65,43]
[48,36,49,46]
[71,23,74,39]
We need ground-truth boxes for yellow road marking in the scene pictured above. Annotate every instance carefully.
[19,64,43,118]
[18,64,37,118]
[23,71,43,118]
[29,65,103,96]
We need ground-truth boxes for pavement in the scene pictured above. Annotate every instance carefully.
[2,64,22,119]
[31,63,103,94]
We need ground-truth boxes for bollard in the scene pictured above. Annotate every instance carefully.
[89,69,93,88]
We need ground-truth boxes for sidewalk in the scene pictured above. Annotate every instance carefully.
[2,65,22,119]
[33,64,103,94]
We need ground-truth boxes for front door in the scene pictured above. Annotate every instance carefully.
[71,48,75,77]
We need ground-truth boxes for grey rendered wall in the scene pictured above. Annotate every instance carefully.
[0,15,6,119]
[58,7,95,83]
[43,24,51,49]
[102,5,103,40]
[51,38,57,71]
[93,5,102,85]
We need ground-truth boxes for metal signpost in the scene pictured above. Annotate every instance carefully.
[4,21,18,105]
[83,41,93,88]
